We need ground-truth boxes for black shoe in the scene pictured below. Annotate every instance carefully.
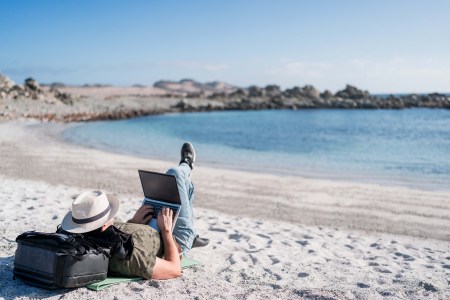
[192,235,209,248]
[180,142,196,169]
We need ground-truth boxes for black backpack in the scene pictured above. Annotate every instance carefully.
[13,231,110,289]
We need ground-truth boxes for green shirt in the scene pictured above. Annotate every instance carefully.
[108,222,162,279]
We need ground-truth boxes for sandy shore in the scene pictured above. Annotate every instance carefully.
[0,121,449,299]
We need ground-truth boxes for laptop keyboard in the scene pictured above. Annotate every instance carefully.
[143,200,179,217]
[152,203,178,216]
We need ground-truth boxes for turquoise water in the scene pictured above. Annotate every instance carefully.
[63,109,450,190]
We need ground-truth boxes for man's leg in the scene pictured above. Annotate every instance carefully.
[166,163,195,255]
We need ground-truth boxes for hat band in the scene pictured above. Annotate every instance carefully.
[72,205,111,224]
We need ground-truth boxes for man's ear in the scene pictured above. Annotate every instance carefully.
[102,223,109,232]
[101,221,111,232]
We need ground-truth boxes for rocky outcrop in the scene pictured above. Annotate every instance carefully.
[205,84,450,110]
[1,73,449,123]
[0,74,76,104]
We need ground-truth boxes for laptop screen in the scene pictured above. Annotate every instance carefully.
[138,170,181,205]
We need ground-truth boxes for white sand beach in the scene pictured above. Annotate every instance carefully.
[0,121,449,300]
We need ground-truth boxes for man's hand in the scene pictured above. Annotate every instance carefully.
[157,207,173,235]
[127,205,154,224]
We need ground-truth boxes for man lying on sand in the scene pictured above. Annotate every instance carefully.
[60,143,208,280]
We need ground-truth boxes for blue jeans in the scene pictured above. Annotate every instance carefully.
[166,163,195,255]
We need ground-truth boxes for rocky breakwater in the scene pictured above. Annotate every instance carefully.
[173,84,450,112]
[0,74,78,121]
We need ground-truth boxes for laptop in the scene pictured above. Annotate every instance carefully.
[138,170,181,232]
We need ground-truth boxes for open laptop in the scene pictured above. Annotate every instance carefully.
[138,170,181,232]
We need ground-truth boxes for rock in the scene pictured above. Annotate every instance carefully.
[320,90,333,99]
[283,85,320,99]
[173,99,193,110]
[264,85,282,98]
[335,84,369,99]
[24,77,40,91]
[229,88,247,98]
[186,91,205,98]
[248,85,264,97]
[300,85,320,99]
[283,86,302,98]
[208,92,227,100]
[11,84,24,92]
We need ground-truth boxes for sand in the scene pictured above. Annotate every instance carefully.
[0,120,449,299]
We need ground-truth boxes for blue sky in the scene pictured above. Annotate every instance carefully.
[1,1,449,93]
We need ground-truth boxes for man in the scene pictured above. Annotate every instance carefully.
[61,143,208,280]
[130,142,209,254]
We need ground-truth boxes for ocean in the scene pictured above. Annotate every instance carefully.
[63,109,450,190]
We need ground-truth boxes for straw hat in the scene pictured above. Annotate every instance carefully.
[61,190,120,233]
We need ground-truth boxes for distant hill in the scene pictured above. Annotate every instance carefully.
[153,79,237,95]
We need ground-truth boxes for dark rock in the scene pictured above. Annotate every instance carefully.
[320,90,333,99]
[186,91,205,98]
[264,85,282,98]
[283,86,302,98]
[283,85,320,99]
[208,91,227,100]
[24,77,40,91]
[335,84,369,99]
[52,89,74,105]
[229,88,247,98]
[248,85,264,97]
[173,99,193,110]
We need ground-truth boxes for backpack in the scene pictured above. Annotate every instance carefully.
[13,231,110,289]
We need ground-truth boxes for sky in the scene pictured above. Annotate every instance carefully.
[1,1,450,93]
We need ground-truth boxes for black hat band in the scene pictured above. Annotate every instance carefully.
[72,205,111,224]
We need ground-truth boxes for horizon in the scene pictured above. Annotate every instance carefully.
[1,1,450,94]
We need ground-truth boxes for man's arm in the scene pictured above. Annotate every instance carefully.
[152,208,181,280]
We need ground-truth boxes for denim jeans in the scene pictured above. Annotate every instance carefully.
[166,163,195,255]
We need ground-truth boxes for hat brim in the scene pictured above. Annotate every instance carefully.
[61,193,120,234]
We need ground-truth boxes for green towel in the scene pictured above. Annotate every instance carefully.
[180,256,201,269]
[86,257,201,291]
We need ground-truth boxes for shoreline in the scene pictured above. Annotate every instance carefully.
[60,112,450,193]
[1,75,450,123]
